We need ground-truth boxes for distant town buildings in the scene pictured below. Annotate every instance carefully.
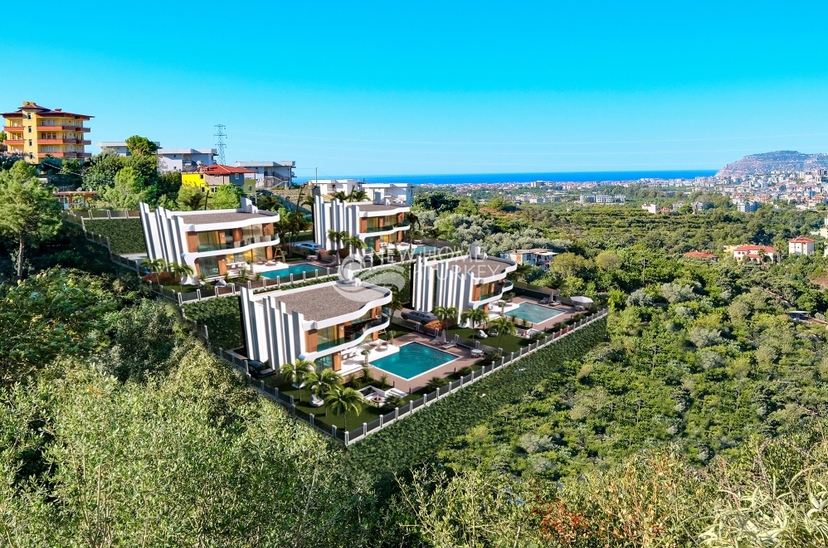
[182,164,257,194]
[579,194,625,204]
[730,244,776,264]
[2,102,92,163]
[501,248,556,269]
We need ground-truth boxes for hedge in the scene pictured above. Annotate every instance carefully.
[346,317,607,474]
[84,219,147,254]
[182,296,243,351]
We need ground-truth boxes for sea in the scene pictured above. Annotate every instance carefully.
[327,170,717,185]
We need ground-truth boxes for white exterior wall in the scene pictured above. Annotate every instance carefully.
[139,199,279,269]
[789,241,815,255]
[240,283,392,367]
[313,196,360,250]
[157,149,217,173]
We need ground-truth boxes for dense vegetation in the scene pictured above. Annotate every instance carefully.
[6,169,828,545]
[82,217,147,254]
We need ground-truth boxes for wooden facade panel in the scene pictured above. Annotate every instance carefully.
[186,232,199,253]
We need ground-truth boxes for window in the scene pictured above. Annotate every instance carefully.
[28,126,31,133]
[26,113,31,119]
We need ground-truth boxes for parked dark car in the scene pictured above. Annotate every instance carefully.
[247,360,278,379]
[401,310,439,324]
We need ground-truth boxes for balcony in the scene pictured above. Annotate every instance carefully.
[37,151,89,158]
[4,139,23,146]
[478,281,513,301]
[394,220,410,228]
[316,313,390,351]
[3,126,24,133]
[36,125,89,131]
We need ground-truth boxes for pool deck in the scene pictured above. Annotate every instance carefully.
[366,332,480,393]
[492,295,576,331]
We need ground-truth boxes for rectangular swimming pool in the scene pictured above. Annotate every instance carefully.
[371,342,457,380]
[261,263,329,280]
[506,302,563,324]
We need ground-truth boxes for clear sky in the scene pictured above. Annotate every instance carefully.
[3,1,828,177]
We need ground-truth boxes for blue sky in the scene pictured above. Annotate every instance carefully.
[3,1,828,177]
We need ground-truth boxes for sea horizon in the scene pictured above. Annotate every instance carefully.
[302,169,718,185]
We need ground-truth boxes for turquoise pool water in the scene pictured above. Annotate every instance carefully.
[261,263,329,279]
[371,342,456,380]
[506,302,563,324]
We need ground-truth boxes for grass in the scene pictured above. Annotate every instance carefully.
[263,378,420,430]
[445,325,531,354]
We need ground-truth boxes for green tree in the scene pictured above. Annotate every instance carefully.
[280,359,314,402]
[433,306,459,328]
[348,189,369,202]
[488,315,518,351]
[343,235,367,255]
[97,166,152,209]
[125,135,159,156]
[82,152,125,191]
[461,307,488,330]
[327,229,348,251]
[208,185,242,210]
[324,386,363,431]
[0,161,63,279]
[176,185,206,210]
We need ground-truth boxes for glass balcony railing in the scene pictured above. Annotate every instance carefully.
[478,282,509,301]
[365,225,395,233]
[394,220,410,228]
[315,314,389,352]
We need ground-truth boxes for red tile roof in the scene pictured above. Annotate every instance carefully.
[201,164,256,175]
[789,237,815,243]
[684,251,717,259]
[734,245,775,253]
[1,102,92,119]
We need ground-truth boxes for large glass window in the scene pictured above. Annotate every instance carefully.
[317,325,341,351]
[197,231,222,252]
[198,256,220,277]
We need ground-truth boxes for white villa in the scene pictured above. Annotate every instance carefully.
[312,180,414,253]
[240,278,392,372]
[139,198,280,279]
[412,245,517,323]
[501,248,557,270]
[788,237,815,256]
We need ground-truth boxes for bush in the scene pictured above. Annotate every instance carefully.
[426,376,449,390]
[181,296,243,351]
[84,218,146,254]
[348,317,607,475]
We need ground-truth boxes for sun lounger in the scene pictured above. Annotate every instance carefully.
[429,330,445,345]
[442,335,459,349]
[539,297,549,304]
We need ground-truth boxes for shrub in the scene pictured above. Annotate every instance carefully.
[84,218,146,254]
[426,376,449,390]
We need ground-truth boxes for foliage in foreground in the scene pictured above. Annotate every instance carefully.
[83,218,147,254]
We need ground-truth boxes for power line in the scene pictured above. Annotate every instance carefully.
[214,124,227,165]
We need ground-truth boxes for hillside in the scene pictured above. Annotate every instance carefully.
[717,150,828,177]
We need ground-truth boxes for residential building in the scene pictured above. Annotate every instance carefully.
[139,198,279,278]
[312,181,414,252]
[642,203,658,214]
[182,164,257,195]
[234,161,295,189]
[2,101,92,163]
[788,237,815,256]
[731,245,776,263]
[412,246,517,323]
[736,201,759,213]
[501,248,557,269]
[157,148,217,173]
[311,179,413,205]
[239,278,392,372]
[54,190,98,210]
[98,140,161,156]
[683,251,718,261]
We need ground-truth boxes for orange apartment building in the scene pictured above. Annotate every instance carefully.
[2,101,92,163]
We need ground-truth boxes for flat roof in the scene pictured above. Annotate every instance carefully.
[442,256,514,278]
[264,282,388,321]
[177,211,276,225]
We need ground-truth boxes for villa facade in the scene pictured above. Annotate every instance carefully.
[139,198,280,278]
[312,180,414,252]
[240,278,392,371]
[412,246,517,322]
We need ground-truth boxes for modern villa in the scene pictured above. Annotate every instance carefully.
[412,246,517,323]
[239,277,392,372]
[312,180,414,253]
[139,198,280,278]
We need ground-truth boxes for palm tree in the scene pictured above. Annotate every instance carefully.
[348,189,369,202]
[168,262,195,283]
[304,369,341,412]
[488,316,518,352]
[433,306,458,328]
[404,212,420,245]
[330,190,349,202]
[325,386,363,431]
[327,229,349,252]
[461,307,488,331]
[140,257,167,282]
[388,292,404,322]
[280,359,315,402]
[508,263,532,283]
[343,235,367,256]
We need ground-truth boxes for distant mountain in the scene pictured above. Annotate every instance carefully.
[717,150,828,177]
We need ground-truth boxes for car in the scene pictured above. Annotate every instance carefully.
[247,360,278,379]
[293,242,322,252]
[401,310,439,324]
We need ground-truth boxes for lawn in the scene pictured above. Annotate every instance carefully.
[263,379,420,430]
[445,326,531,354]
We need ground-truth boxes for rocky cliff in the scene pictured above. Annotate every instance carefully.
[717,150,828,177]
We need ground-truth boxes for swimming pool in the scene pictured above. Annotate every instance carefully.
[260,263,329,280]
[506,302,563,324]
[371,342,457,380]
